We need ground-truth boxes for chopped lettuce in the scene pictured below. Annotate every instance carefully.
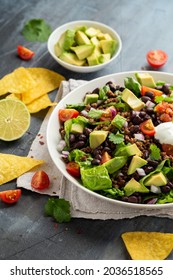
[101,188,124,199]
[81,165,112,191]
[124,77,141,97]
[99,85,109,100]
[68,149,93,168]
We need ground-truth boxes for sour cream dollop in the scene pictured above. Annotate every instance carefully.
[154,122,173,144]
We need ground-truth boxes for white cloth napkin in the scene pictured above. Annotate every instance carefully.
[17,79,173,220]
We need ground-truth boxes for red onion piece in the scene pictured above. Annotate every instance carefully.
[57,140,66,152]
[146,100,155,108]
[110,107,117,118]
[134,133,145,141]
[136,168,146,176]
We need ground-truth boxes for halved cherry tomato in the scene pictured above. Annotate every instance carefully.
[0,189,21,204]
[140,119,155,136]
[17,45,35,60]
[162,144,173,155]
[141,85,162,97]
[146,50,168,68]
[31,171,50,190]
[100,106,116,121]
[101,151,111,164]
[59,109,79,122]
[66,162,80,178]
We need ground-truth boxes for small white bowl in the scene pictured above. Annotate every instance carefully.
[47,20,122,73]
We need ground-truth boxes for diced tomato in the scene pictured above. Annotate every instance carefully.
[0,189,21,204]
[17,45,35,60]
[66,162,80,178]
[162,144,173,155]
[155,102,173,122]
[100,106,116,121]
[31,171,50,190]
[140,119,155,136]
[146,50,168,68]
[59,109,79,122]
[101,151,111,164]
[141,86,162,97]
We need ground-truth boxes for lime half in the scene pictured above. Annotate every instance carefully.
[0,99,30,141]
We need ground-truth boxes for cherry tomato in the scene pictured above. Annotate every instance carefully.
[17,45,35,60]
[162,144,173,155]
[31,171,50,190]
[58,109,79,122]
[0,189,21,204]
[101,151,111,164]
[140,119,155,136]
[141,86,162,97]
[146,50,168,68]
[66,162,80,178]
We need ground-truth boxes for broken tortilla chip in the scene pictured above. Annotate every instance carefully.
[0,67,36,96]
[21,68,65,104]
[121,231,173,260]
[0,153,44,185]
[26,94,57,113]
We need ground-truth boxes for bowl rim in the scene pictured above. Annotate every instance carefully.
[47,20,122,72]
[47,70,173,209]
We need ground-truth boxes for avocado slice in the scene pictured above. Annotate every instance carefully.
[124,178,149,196]
[100,39,117,56]
[62,29,76,51]
[89,130,108,149]
[85,27,100,38]
[127,155,147,175]
[70,45,94,60]
[99,53,111,64]
[115,143,142,157]
[135,73,156,88]
[84,94,99,105]
[59,52,85,66]
[87,52,100,66]
[121,88,145,111]
[70,123,84,134]
[75,30,91,45]
[103,156,127,174]
[97,32,113,40]
[145,172,167,187]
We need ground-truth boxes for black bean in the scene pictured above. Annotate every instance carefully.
[122,196,129,202]
[143,114,151,121]
[143,150,149,159]
[132,116,143,125]
[69,134,76,143]
[145,91,154,99]
[144,166,154,174]
[131,110,137,118]
[109,84,117,92]
[93,148,102,156]
[147,159,159,167]
[91,159,100,165]
[84,127,92,136]
[92,87,100,94]
[139,111,146,118]
[141,96,151,103]
[146,108,154,115]
[161,185,171,193]
[79,134,87,141]
[103,147,111,153]
[95,154,102,160]
[73,141,85,149]
[162,84,170,95]
[130,125,140,134]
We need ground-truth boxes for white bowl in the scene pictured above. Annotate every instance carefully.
[47,71,173,209]
[47,20,122,73]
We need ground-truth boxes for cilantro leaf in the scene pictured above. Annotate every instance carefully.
[22,19,52,42]
[149,144,161,160]
[109,133,124,144]
[45,198,71,223]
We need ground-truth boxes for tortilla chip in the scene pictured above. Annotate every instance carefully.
[21,68,65,104]
[6,93,22,100]
[0,67,36,96]
[26,94,57,113]
[0,153,44,185]
[121,231,173,260]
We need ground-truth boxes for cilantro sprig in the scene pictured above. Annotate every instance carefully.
[108,133,124,144]
[45,198,71,223]
[149,144,161,160]
[22,19,52,42]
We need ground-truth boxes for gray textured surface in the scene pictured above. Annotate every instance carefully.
[0,0,173,260]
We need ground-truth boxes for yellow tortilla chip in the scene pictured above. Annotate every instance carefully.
[121,231,173,260]
[6,93,22,100]
[0,67,36,96]
[26,93,57,113]
[21,68,65,104]
[0,153,44,185]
